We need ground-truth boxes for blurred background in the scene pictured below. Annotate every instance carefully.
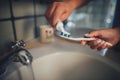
[66,0,116,29]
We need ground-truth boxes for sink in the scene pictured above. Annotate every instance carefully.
[1,37,120,80]
[1,28,120,80]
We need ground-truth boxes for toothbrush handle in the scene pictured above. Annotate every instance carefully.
[84,34,113,47]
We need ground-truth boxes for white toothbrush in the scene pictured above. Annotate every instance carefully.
[56,21,94,41]
[55,21,112,47]
[56,33,95,41]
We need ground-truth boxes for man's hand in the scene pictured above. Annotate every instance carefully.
[81,28,120,50]
[45,0,89,28]
[45,2,74,28]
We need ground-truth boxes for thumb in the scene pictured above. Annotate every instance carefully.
[85,30,101,38]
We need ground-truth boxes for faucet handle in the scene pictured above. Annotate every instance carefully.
[12,40,26,49]
[18,40,26,47]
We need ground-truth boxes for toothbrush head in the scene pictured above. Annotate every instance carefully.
[59,31,71,38]
[56,21,71,38]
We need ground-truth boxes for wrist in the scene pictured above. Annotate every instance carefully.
[64,0,82,10]
[114,27,120,41]
[65,0,90,9]
[61,1,76,12]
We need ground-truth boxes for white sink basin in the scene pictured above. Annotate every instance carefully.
[32,52,120,80]
[2,51,120,80]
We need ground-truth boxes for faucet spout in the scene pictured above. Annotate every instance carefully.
[0,40,33,76]
[17,49,33,65]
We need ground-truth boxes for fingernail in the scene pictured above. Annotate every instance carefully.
[84,33,90,37]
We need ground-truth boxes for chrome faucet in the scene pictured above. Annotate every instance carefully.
[0,40,33,76]
[12,40,33,65]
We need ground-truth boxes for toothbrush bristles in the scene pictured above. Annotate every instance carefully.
[60,32,64,35]
[59,31,71,38]
[68,34,71,37]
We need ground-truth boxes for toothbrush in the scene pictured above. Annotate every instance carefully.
[56,21,95,41]
[56,21,112,47]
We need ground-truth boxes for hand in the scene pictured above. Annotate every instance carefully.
[81,28,120,51]
[45,2,75,28]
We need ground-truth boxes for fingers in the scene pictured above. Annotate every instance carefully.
[87,39,102,49]
[80,40,87,46]
[45,2,59,28]
[48,4,58,26]
[51,7,64,27]
[97,41,107,51]
[106,42,113,47]
[80,37,113,51]
[46,3,56,20]
[45,2,68,28]
[87,39,112,51]
[83,31,112,50]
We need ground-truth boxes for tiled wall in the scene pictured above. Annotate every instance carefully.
[0,0,14,56]
[0,0,53,57]
[0,0,51,42]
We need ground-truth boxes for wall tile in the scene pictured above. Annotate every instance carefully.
[0,0,11,19]
[15,18,34,41]
[0,21,14,55]
[37,17,48,26]
[35,3,47,15]
[12,0,34,17]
